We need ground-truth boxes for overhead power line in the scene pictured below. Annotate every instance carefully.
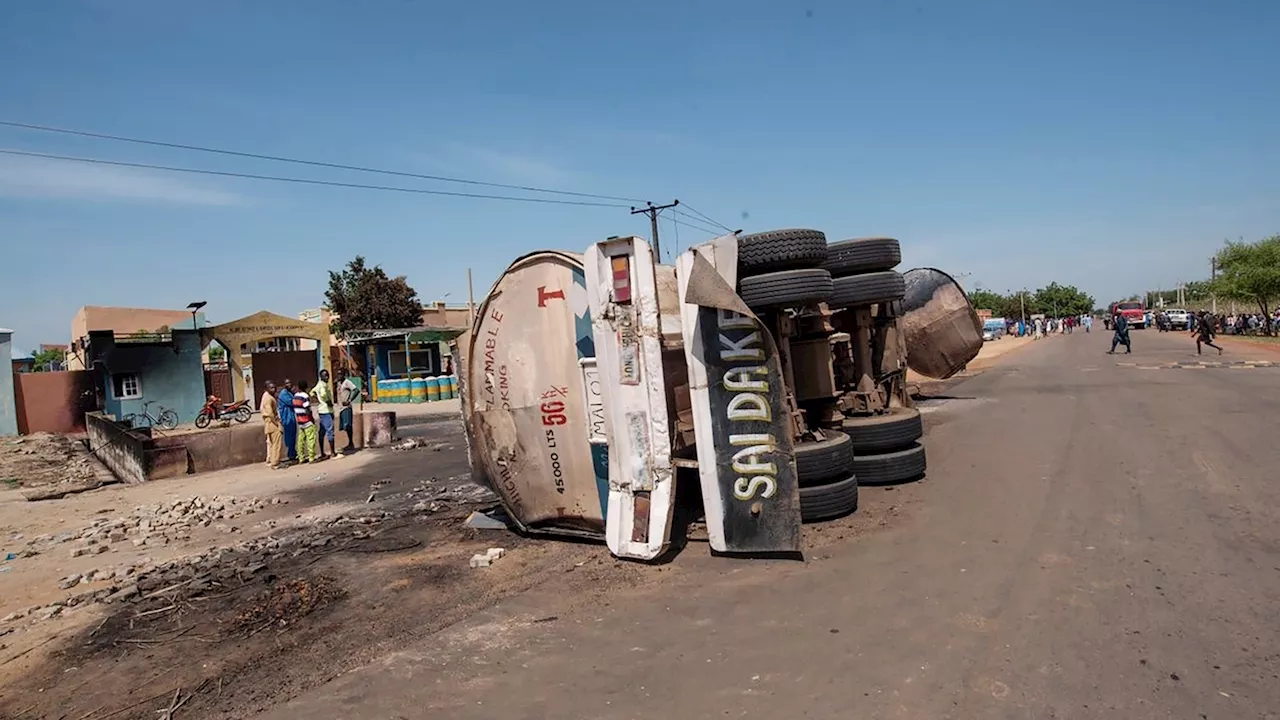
[669,214,723,236]
[0,148,630,207]
[669,211,724,236]
[0,119,645,203]
[674,201,731,232]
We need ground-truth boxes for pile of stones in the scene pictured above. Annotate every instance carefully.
[24,495,271,558]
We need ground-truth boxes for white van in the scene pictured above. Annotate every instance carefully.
[459,232,980,560]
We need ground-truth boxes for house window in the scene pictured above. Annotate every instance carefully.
[111,373,142,400]
[388,349,436,376]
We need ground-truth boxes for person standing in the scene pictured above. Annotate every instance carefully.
[277,378,297,465]
[293,379,318,463]
[312,369,336,460]
[260,381,284,469]
[337,369,359,455]
[1108,312,1131,354]
[1192,311,1223,355]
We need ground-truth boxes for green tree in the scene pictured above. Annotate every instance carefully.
[1212,234,1280,335]
[30,347,64,372]
[325,256,424,339]
[967,289,1007,314]
[207,344,226,362]
[1033,282,1094,318]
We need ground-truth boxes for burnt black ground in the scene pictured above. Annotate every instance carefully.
[260,329,1280,719]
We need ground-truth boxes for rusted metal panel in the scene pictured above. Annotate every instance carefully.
[585,237,677,560]
[462,251,607,535]
[900,268,983,380]
[677,236,803,555]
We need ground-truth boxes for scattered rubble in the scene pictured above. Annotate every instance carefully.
[469,547,507,568]
[23,495,270,559]
[392,437,452,452]
[2,481,507,628]
[464,511,510,530]
[0,433,101,490]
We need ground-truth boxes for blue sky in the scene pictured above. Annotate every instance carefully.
[2,0,1277,344]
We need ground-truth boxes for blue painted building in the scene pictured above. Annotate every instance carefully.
[85,328,206,425]
[0,328,16,436]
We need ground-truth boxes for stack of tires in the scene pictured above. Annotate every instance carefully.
[823,237,927,487]
[734,230,927,525]
[735,229,857,524]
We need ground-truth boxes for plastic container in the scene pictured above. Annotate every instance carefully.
[426,376,442,402]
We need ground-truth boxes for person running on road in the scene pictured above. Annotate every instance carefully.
[1108,312,1131,354]
[1192,311,1223,355]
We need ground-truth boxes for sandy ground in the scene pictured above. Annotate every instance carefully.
[0,344,1039,719]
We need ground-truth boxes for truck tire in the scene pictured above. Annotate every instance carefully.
[841,408,923,454]
[800,474,859,522]
[795,431,855,486]
[739,268,833,310]
[853,443,926,485]
[829,271,905,309]
[737,229,828,274]
[823,237,901,276]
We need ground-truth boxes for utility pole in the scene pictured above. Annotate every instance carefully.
[630,200,679,260]
[1210,256,1217,314]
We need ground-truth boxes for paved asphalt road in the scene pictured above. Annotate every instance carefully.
[262,329,1280,720]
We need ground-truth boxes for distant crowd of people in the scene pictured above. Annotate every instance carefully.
[1003,315,1092,339]
[258,369,360,469]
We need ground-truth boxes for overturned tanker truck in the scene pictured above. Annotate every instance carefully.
[457,230,981,561]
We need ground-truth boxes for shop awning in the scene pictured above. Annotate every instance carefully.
[343,326,468,345]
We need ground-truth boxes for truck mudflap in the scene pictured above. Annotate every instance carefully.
[900,267,983,380]
[462,251,609,536]
[676,236,803,554]
[584,237,677,560]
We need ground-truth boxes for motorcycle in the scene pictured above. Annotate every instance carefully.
[194,395,253,429]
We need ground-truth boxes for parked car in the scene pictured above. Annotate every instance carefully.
[982,318,1006,341]
[1164,308,1190,330]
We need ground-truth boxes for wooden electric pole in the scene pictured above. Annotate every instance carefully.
[630,200,679,259]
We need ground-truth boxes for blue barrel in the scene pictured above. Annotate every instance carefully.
[409,377,427,403]
[426,376,442,402]
[443,375,458,399]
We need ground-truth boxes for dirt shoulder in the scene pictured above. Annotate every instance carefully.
[0,415,596,720]
[0,404,916,719]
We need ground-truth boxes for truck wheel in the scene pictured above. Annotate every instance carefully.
[823,237,901,276]
[737,229,828,274]
[795,431,855,486]
[739,268,833,310]
[829,271,905,308]
[800,474,859,522]
[841,408,923,453]
[853,443,926,485]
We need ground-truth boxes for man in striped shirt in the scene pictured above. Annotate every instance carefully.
[292,379,319,463]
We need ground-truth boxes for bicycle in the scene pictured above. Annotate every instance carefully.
[122,400,179,431]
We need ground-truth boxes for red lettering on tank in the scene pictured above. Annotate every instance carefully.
[537,286,565,307]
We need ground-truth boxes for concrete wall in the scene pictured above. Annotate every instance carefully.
[86,412,266,482]
[92,329,206,424]
[13,370,95,434]
[0,330,15,436]
[85,412,148,484]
